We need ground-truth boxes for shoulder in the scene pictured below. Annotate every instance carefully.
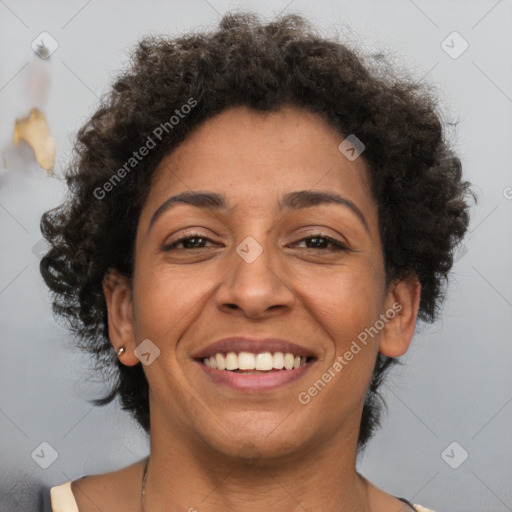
[362,476,437,512]
[412,506,437,512]
[398,497,437,512]
[50,457,147,512]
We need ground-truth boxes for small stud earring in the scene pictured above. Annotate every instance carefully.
[117,346,126,357]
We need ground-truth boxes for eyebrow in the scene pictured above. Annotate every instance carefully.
[147,189,370,235]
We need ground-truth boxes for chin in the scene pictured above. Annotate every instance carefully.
[194,413,313,462]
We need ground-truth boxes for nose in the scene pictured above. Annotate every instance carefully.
[214,236,296,318]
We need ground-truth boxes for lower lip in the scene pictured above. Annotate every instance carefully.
[195,360,315,392]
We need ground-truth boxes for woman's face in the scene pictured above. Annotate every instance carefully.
[108,105,419,460]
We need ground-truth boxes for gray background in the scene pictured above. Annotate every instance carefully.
[1,1,511,511]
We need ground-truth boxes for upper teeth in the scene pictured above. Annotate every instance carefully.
[203,352,307,371]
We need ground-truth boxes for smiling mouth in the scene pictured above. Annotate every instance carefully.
[198,351,315,373]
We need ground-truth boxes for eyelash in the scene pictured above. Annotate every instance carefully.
[162,233,350,252]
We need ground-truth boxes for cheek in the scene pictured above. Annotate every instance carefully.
[295,269,383,420]
[131,261,218,340]
[304,264,383,344]
[301,265,383,392]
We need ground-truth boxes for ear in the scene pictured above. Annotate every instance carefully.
[102,268,140,366]
[378,274,421,358]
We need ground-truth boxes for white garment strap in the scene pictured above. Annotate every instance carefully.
[50,481,79,512]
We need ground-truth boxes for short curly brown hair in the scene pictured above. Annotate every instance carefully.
[40,11,475,450]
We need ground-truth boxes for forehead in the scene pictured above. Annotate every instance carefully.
[141,105,377,227]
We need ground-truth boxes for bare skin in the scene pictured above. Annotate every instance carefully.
[71,105,420,512]
[72,457,415,512]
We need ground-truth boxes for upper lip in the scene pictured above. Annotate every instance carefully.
[191,337,318,359]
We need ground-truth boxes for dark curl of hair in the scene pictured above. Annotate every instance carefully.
[40,12,475,450]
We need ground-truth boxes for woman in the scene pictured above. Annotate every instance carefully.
[42,11,474,512]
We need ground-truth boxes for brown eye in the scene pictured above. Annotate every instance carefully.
[162,234,215,251]
[294,234,350,252]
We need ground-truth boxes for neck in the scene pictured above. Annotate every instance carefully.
[143,410,371,512]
